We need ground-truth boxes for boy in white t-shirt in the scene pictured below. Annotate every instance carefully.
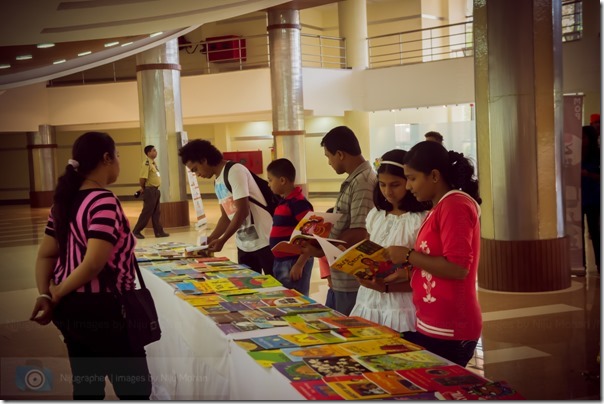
[178,139,274,275]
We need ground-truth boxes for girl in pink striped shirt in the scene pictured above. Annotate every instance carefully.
[30,132,151,399]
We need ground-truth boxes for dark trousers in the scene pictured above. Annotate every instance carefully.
[332,290,358,316]
[237,245,274,276]
[582,204,600,273]
[133,187,164,236]
[53,293,152,400]
[403,331,478,368]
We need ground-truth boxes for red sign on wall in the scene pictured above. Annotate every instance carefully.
[223,151,263,174]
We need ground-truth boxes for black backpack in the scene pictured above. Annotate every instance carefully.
[223,161,282,216]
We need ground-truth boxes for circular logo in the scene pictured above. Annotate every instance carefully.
[24,369,46,391]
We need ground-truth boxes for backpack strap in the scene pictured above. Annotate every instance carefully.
[222,161,270,214]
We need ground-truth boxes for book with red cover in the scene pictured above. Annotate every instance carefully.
[435,380,525,400]
[396,365,490,392]
[323,374,391,400]
[291,379,344,400]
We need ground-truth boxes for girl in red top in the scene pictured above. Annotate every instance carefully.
[384,141,482,367]
[30,132,152,399]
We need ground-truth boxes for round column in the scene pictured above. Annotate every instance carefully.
[136,39,189,228]
[27,125,57,208]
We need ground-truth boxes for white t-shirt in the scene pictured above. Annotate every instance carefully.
[214,163,271,252]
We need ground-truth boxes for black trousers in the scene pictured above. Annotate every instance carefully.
[133,187,164,236]
[237,245,274,276]
[53,293,152,400]
[403,331,478,368]
[582,204,600,273]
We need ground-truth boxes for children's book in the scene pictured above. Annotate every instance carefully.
[216,323,240,335]
[283,315,333,334]
[232,320,261,332]
[396,365,491,392]
[216,288,257,297]
[271,211,345,255]
[184,280,214,294]
[318,315,381,329]
[228,275,282,289]
[324,374,392,400]
[205,278,238,293]
[219,301,249,312]
[362,371,426,396]
[233,338,265,352]
[272,361,322,382]
[247,349,291,368]
[338,337,423,356]
[281,344,351,362]
[314,237,402,280]
[261,296,312,307]
[197,305,230,315]
[178,294,224,307]
[330,325,400,342]
[290,379,344,400]
[250,335,298,349]
[277,303,332,315]
[256,289,304,299]
[173,282,203,295]
[434,380,525,400]
[303,356,372,377]
[207,312,246,324]
[354,350,452,372]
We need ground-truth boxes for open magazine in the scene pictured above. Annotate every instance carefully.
[313,236,401,280]
[271,211,345,255]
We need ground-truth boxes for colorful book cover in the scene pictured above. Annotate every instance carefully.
[247,349,291,368]
[324,374,391,400]
[251,318,277,329]
[354,350,451,372]
[197,305,230,315]
[207,312,246,324]
[241,299,269,310]
[217,289,258,297]
[434,380,525,400]
[228,275,282,289]
[239,309,273,320]
[232,320,261,332]
[233,338,265,352]
[303,356,372,377]
[330,325,399,341]
[290,379,344,400]
[179,294,225,307]
[362,371,426,395]
[250,335,298,350]
[396,365,490,392]
[216,323,240,335]
[272,361,322,381]
[319,315,381,329]
[338,337,423,356]
[219,301,249,312]
[261,296,311,307]
[256,289,304,299]
[271,211,344,255]
[312,332,352,344]
[216,268,258,278]
[258,306,287,317]
[281,344,351,362]
[385,391,440,400]
[171,268,201,276]
[283,315,329,334]
[277,303,331,315]
[298,311,344,321]
[205,278,238,292]
[174,282,203,294]
[184,280,215,294]
[280,333,330,347]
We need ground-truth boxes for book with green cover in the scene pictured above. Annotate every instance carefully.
[354,350,451,372]
[338,337,423,356]
[247,349,291,368]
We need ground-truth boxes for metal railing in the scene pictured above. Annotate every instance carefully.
[367,20,474,69]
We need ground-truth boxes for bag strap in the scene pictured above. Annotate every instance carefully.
[223,161,270,214]
[102,255,148,295]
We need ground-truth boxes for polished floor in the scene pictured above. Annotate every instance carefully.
[0,197,600,400]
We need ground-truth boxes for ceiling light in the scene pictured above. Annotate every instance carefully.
[150,32,163,38]
[16,55,32,60]
[121,42,133,47]
[37,43,55,48]
[77,51,92,56]
[0,64,11,69]
[104,41,119,47]
[53,59,66,64]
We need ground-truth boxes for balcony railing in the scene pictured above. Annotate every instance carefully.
[367,20,474,69]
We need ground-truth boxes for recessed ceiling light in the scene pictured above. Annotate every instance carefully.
[150,32,163,38]
[53,59,66,64]
[16,55,33,60]
[104,41,119,47]
[0,64,11,69]
[121,42,133,47]
[77,51,92,56]
[37,43,55,49]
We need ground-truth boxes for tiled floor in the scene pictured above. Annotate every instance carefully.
[0,197,600,400]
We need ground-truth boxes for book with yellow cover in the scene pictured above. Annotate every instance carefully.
[205,278,238,293]
[271,211,345,255]
[330,325,400,342]
[338,337,423,356]
[362,371,426,396]
[324,375,392,400]
[178,294,225,307]
[354,350,452,372]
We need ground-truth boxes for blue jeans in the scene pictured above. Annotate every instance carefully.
[332,290,359,316]
[272,256,314,296]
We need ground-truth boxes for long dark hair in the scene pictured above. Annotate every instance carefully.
[374,149,432,213]
[403,141,482,205]
[52,131,115,259]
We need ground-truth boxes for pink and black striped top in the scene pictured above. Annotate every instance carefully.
[45,189,137,293]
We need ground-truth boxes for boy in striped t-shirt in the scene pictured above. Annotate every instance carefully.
[267,158,314,295]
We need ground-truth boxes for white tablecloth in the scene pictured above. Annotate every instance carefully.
[141,269,304,400]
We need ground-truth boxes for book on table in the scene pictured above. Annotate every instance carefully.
[313,236,403,280]
[271,211,346,255]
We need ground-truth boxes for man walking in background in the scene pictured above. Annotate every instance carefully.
[132,145,169,239]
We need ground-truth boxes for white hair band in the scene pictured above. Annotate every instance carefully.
[379,160,405,169]
[68,159,80,169]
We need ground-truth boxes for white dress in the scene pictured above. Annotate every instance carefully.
[350,208,427,333]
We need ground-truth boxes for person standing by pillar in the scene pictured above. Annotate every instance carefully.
[132,145,169,239]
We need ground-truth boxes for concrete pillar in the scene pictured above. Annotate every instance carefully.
[136,39,189,228]
[338,0,369,70]
[27,125,57,208]
[474,0,568,291]
[267,8,308,195]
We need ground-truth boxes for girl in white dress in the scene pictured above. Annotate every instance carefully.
[350,149,431,333]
